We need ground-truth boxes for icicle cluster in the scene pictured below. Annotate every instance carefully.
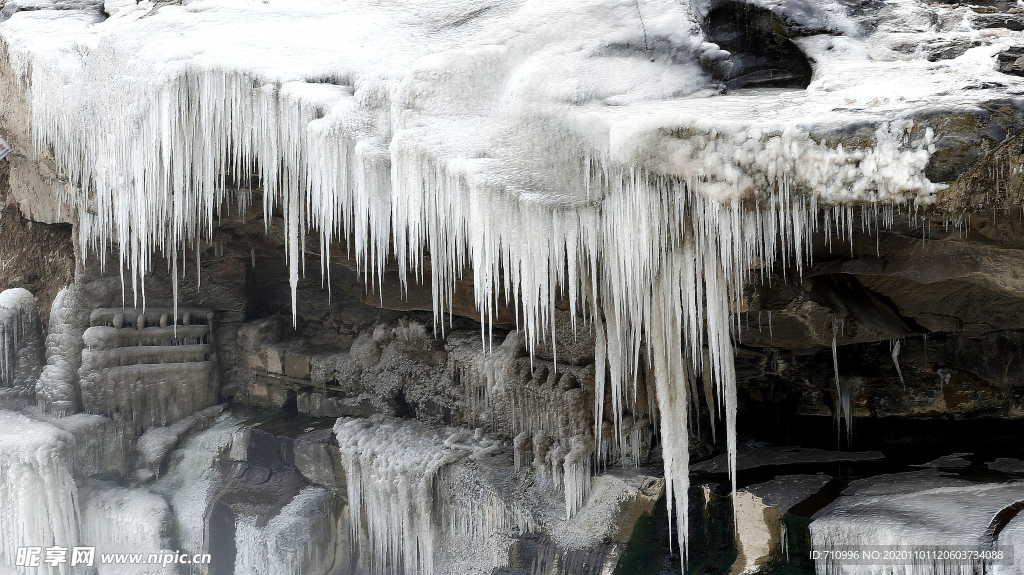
[78,480,173,575]
[453,331,596,518]
[0,411,80,575]
[0,288,44,407]
[434,459,536,574]
[335,416,515,575]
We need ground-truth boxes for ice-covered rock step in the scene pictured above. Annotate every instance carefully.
[78,479,175,575]
[78,306,220,434]
[206,423,344,575]
[989,458,1024,474]
[149,413,246,563]
[234,486,338,575]
[83,325,212,346]
[26,408,130,479]
[134,404,226,483]
[691,445,884,474]
[502,472,664,575]
[997,512,1024,575]
[809,470,1024,575]
[79,360,219,433]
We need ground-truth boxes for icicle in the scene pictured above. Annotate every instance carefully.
[593,312,607,462]
[830,320,853,444]
[891,339,904,387]
[335,417,518,575]
[0,288,44,408]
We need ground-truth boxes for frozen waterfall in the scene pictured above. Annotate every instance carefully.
[0,411,79,575]
[335,416,531,575]
[1,0,997,565]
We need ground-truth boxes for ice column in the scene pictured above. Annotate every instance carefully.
[36,286,87,414]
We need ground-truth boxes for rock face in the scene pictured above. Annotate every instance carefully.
[0,160,74,328]
[731,474,831,574]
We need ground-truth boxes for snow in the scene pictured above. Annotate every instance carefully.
[1,0,1018,563]
[0,410,79,575]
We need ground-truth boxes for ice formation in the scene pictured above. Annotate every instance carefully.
[0,288,44,408]
[452,331,597,518]
[27,408,129,478]
[0,411,79,575]
[810,471,1024,575]
[35,286,87,414]
[134,403,225,482]
[2,0,1011,562]
[731,474,831,574]
[78,312,218,433]
[149,413,244,556]
[335,416,527,575]
[234,487,337,575]
[78,480,174,575]
[996,513,1024,575]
